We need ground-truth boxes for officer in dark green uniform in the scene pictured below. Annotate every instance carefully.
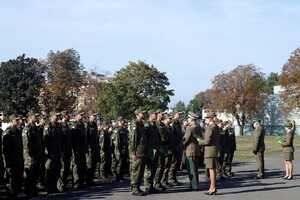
[37,114,47,188]
[44,111,63,194]
[58,111,72,191]
[143,110,160,194]
[169,110,184,186]
[114,117,129,182]
[162,114,174,187]
[86,113,99,186]
[99,122,111,179]
[129,109,147,196]
[71,111,88,189]
[23,111,43,196]
[252,119,265,179]
[3,115,24,198]
[154,109,168,192]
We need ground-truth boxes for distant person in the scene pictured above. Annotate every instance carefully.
[279,123,294,180]
[251,119,265,179]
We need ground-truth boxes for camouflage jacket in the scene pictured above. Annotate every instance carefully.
[87,121,99,153]
[114,126,129,155]
[23,122,44,161]
[129,119,147,157]
[44,122,62,158]
[3,126,24,165]
[71,121,88,155]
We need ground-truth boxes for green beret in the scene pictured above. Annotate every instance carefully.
[252,119,261,123]
[134,108,147,115]
[284,123,292,128]
[188,111,199,120]
[199,119,205,123]
[9,114,20,121]
[61,110,70,116]
[205,112,216,119]
[27,111,40,117]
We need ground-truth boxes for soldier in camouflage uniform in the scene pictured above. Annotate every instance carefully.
[169,110,184,185]
[114,117,129,182]
[71,111,88,189]
[22,111,43,196]
[44,111,63,194]
[110,124,117,178]
[86,113,99,186]
[216,121,229,180]
[129,109,147,196]
[0,120,4,185]
[226,122,236,176]
[99,122,111,179]
[143,110,160,194]
[2,115,24,198]
[162,114,175,187]
[37,115,47,188]
[58,111,72,191]
[154,109,168,192]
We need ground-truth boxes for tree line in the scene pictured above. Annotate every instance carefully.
[174,47,300,135]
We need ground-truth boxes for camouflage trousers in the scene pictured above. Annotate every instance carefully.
[154,155,165,187]
[162,154,173,183]
[57,154,72,190]
[216,151,225,178]
[72,154,87,188]
[86,152,98,185]
[168,152,180,182]
[226,151,235,174]
[5,162,24,197]
[111,153,117,176]
[24,159,42,196]
[45,156,61,193]
[144,154,158,189]
[116,154,128,181]
[130,156,145,192]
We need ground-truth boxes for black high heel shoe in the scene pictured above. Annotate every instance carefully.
[286,176,294,180]
[282,176,288,179]
[205,189,217,195]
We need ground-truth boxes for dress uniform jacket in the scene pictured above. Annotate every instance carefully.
[182,124,201,157]
[199,123,220,158]
[281,130,294,153]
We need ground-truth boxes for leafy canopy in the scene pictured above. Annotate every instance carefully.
[97,61,174,120]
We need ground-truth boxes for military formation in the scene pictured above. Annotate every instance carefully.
[0,108,240,198]
[0,110,131,199]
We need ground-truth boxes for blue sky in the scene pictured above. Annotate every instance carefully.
[1,0,300,106]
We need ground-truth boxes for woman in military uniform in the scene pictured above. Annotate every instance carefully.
[279,122,294,180]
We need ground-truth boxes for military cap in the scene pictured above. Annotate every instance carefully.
[50,111,61,116]
[165,114,173,120]
[252,119,261,124]
[74,110,85,115]
[61,110,70,116]
[148,109,158,115]
[173,110,184,115]
[284,123,292,128]
[134,108,147,115]
[117,116,125,121]
[92,112,98,116]
[188,111,199,120]
[205,112,216,118]
[38,115,48,120]
[9,114,20,121]
[156,109,166,114]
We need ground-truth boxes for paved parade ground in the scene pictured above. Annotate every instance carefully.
[40,150,300,200]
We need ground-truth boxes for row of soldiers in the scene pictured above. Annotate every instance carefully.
[129,109,237,196]
[0,110,130,199]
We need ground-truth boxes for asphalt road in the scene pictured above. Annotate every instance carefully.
[40,150,300,200]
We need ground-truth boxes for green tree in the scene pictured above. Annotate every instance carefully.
[97,61,174,120]
[186,99,203,118]
[39,48,85,112]
[172,101,186,113]
[0,54,44,119]
[265,72,280,93]
[279,47,300,115]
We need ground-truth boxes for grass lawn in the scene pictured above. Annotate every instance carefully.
[234,135,300,161]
